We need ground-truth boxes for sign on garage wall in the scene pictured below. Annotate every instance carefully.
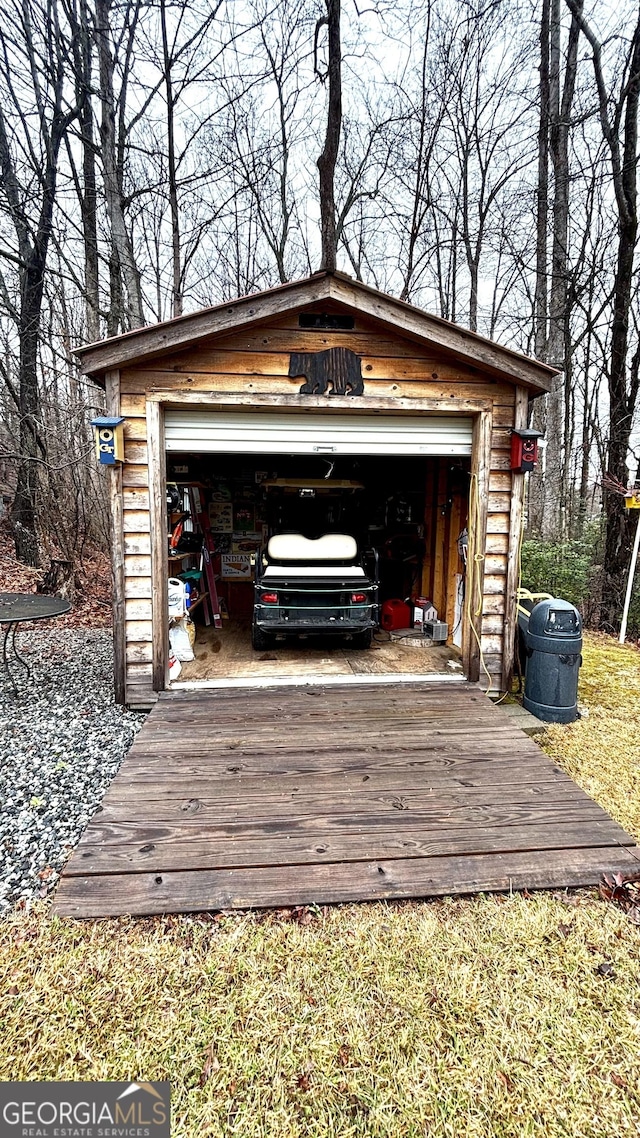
[221,553,252,579]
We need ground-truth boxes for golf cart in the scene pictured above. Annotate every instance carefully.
[252,531,379,651]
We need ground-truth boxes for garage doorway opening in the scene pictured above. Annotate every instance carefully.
[165,446,470,686]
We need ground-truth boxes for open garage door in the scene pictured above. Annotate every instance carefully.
[164,410,473,456]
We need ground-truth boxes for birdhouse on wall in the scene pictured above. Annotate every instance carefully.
[511,427,543,473]
[91,415,125,465]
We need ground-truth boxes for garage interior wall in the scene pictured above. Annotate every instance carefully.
[111,306,524,705]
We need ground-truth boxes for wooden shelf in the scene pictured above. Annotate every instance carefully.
[187,593,208,614]
[168,551,202,564]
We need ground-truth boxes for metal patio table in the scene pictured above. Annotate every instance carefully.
[0,592,72,694]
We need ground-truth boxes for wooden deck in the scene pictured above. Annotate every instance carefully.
[54,683,637,917]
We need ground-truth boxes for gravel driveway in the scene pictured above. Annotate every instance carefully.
[0,629,144,914]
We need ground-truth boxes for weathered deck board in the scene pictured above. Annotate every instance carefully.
[69,820,627,876]
[99,775,586,809]
[54,683,637,917]
[57,848,636,917]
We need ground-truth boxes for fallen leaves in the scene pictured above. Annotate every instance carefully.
[594,961,616,979]
[295,1070,312,1092]
[497,1070,515,1093]
[269,905,325,926]
[199,1042,220,1088]
[0,544,113,629]
[599,872,640,925]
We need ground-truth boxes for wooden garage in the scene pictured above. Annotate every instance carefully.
[77,271,555,707]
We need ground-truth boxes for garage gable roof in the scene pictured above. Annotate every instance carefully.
[75,270,556,393]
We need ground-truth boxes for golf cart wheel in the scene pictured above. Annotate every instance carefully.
[251,624,273,651]
[350,628,373,649]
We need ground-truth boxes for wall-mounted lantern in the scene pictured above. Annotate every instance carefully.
[511,427,543,473]
[91,415,125,465]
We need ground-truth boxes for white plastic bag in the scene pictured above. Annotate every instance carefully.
[168,649,182,680]
[169,617,194,662]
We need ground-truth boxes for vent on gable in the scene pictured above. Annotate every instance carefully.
[298,312,355,330]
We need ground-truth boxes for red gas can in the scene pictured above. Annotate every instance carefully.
[381,598,412,631]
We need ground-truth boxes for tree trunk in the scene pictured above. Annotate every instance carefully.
[160,0,182,317]
[0,0,82,567]
[317,0,341,272]
[13,310,41,567]
[527,0,551,536]
[400,21,432,303]
[541,0,563,538]
[80,0,100,341]
[603,222,639,627]
[95,0,144,330]
[468,257,478,334]
[564,2,640,627]
[534,0,550,360]
[601,24,640,626]
[37,558,76,602]
[543,0,581,539]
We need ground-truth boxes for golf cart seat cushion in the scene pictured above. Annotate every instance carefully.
[267,533,358,562]
[262,564,366,578]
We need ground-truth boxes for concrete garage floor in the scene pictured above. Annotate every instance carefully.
[174,621,463,685]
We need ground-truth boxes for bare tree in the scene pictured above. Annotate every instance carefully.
[212,0,314,288]
[158,0,224,315]
[534,0,582,538]
[0,0,84,564]
[438,2,535,334]
[566,0,640,627]
[316,0,341,271]
[95,0,145,332]
[65,0,100,341]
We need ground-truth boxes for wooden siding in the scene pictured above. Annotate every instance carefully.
[117,393,155,702]
[78,272,555,392]
[116,309,522,699]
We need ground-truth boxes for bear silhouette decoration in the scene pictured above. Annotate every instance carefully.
[288,347,364,396]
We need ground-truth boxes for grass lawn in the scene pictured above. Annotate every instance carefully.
[1,633,639,1137]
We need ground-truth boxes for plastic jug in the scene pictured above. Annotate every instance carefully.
[381,598,412,631]
[168,577,187,617]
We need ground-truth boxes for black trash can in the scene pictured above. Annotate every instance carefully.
[523,598,582,723]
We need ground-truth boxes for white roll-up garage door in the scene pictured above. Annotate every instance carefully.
[164,410,473,456]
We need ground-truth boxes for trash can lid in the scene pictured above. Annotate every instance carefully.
[528,598,582,637]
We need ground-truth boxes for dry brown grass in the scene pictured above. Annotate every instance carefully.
[1,633,639,1137]
[540,632,640,840]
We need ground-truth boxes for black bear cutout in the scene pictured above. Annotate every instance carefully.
[288,347,364,396]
